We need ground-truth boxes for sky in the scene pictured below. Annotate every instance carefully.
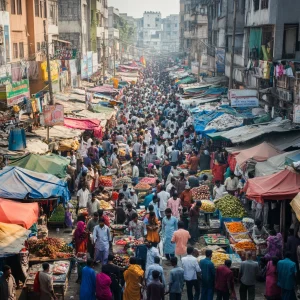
[108,0,180,18]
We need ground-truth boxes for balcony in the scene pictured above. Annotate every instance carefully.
[97,26,105,37]
[184,13,195,22]
[184,29,207,39]
[108,28,119,39]
[196,14,207,24]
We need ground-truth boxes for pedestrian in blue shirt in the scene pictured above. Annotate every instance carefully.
[199,250,215,300]
[169,257,185,300]
[277,251,297,300]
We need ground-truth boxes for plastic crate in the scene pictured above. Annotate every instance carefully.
[219,211,242,230]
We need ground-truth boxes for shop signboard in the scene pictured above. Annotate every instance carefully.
[81,55,88,79]
[43,104,64,126]
[87,51,93,77]
[0,79,30,107]
[231,97,259,107]
[293,104,300,124]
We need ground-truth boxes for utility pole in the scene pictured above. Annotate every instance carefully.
[43,20,53,105]
[113,39,116,77]
[229,0,237,89]
[197,42,203,83]
[102,34,106,83]
[43,20,53,143]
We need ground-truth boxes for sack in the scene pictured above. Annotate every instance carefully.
[33,271,40,293]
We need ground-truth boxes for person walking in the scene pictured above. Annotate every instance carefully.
[169,257,185,300]
[145,256,166,287]
[162,208,178,260]
[182,246,201,300]
[147,270,165,300]
[277,251,297,300]
[96,270,112,300]
[167,193,182,218]
[0,265,17,300]
[239,252,259,300]
[157,186,170,219]
[215,260,236,300]
[189,201,202,244]
[265,257,281,300]
[123,257,144,300]
[199,250,215,300]
[93,217,111,265]
[102,255,121,300]
[171,221,190,267]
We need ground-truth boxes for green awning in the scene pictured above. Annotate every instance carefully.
[8,153,70,178]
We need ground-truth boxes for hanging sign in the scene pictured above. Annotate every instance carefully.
[43,104,64,126]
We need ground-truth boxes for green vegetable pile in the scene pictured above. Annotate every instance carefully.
[49,204,65,222]
[215,195,246,218]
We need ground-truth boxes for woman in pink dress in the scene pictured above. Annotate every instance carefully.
[167,193,182,218]
[96,271,112,300]
[265,257,281,300]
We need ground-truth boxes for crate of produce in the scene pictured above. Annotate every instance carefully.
[224,222,248,234]
[200,200,216,213]
[191,186,210,200]
[112,236,127,254]
[204,234,229,247]
[48,205,65,227]
[229,232,251,243]
[139,177,157,186]
[134,182,152,191]
[219,211,242,230]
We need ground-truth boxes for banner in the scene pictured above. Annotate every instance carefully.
[231,97,259,107]
[215,48,225,74]
[41,60,59,82]
[43,105,64,126]
[87,51,93,77]
[81,55,88,79]
[69,59,77,78]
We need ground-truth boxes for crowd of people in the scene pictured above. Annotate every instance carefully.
[1,61,300,300]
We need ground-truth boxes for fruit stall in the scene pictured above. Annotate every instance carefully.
[24,260,71,300]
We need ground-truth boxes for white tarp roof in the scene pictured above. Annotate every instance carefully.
[255,150,300,177]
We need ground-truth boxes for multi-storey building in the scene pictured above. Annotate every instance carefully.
[142,11,162,52]
[161,14,180,54]
[58,0,90,56]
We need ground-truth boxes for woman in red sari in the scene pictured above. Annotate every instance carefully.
[74,221,88,254]
[265,257,281,300]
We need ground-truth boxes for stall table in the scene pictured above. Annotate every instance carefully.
[25,260,71,300]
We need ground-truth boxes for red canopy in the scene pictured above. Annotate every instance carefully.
[64,118,103,139]
[0,199,39,229]
[235,142,281,168]
[246,169,300,203]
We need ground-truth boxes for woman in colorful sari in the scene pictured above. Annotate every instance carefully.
[123,257,144,300]
[265,230,283,260]
[74,221,88,254]
[265,257,281,300]
[146,211,160,244]
[96,270,112,300]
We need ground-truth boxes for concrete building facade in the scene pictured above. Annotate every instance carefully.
[142,11,162,52]
[161,14,180,53]
[58,0,89,56]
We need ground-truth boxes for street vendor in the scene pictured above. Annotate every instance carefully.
[87,193,100,216]
[224,172,239,195]
[252,219,269,243]
[119,184,131,200]
[128,188,138,208]
[180,185,193,209]
[128,212,145,239]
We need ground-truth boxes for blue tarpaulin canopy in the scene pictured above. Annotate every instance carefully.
[0,166,70,202]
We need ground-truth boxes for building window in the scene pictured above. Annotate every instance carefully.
[13,43,18,59]
[19,42,24,58]
[11,0,16,14]
[17,0,22,14]
[218,0,222,17]
[35,0,39,17]
[261,0,268,9]
[253,0,260,11]
[37,42,41,52]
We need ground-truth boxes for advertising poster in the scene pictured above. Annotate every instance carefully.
[43,105,64,126]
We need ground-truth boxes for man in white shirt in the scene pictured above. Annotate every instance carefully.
[87,193,100,216]
[77,185,91,210]
[182,246,201,300]
[213,180,227,200]
[132,141,142,156]
[157,186,170,219]
[144,129,152,145]
[224,172,239,195]
[156,140,165,159]
[131,161,140,185]
[129,189,138,208]
[93,218,111,264]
